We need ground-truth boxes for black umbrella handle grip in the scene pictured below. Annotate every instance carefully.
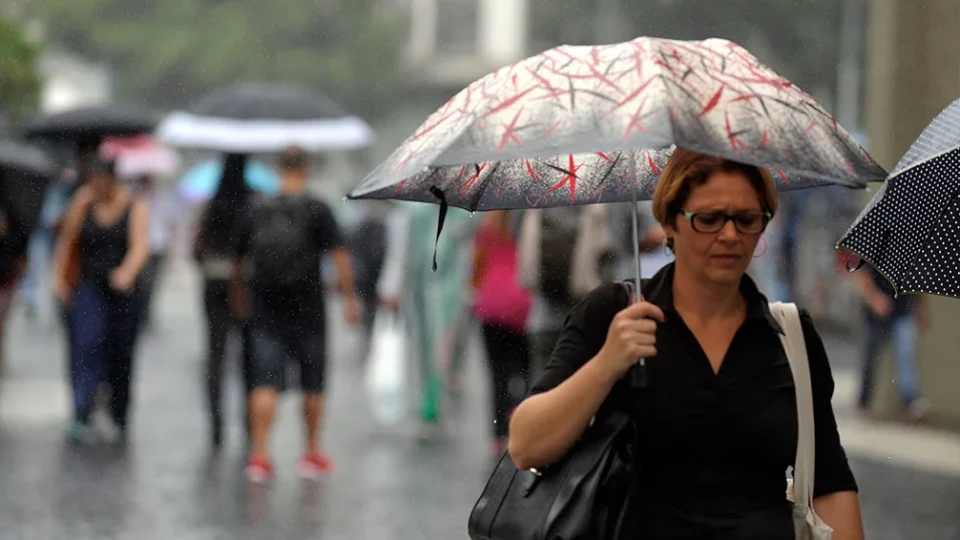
[630,359,648,389]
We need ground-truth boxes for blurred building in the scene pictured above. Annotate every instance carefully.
[367,0,530,166]
[37,49,112,113]
[405,0,529,88]
[864,0,960,428]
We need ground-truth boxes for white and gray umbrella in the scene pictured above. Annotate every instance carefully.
[157,82,375,153]
[839,97,960,298]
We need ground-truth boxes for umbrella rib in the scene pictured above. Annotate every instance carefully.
[467,161,499,212]
[593,153,623,203]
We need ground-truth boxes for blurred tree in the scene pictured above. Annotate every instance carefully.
[0,17,41,126]
[529,0,843,106]
[27,0,406,118]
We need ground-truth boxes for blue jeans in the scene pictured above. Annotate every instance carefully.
[19,230,52,311]
[859,315,920,408]
[68,281,141,427]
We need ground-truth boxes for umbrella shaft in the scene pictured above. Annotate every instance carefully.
[631,187,648,388]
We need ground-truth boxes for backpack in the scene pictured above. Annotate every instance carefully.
[248,196,317,288]
[348,216,387,291]
[538,207,582,305]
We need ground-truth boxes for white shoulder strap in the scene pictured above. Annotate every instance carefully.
[768,302,816,507]
[517,209,542,291]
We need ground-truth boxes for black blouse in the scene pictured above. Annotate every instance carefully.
[528,264,857,539]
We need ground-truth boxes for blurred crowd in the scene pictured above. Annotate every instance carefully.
[0,138,928,486]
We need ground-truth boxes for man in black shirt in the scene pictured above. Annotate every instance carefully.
[233,146,359,482]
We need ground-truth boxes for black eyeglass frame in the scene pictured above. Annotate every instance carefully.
[677,209,772,235]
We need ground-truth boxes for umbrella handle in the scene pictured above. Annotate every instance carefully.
[630,187,649,389]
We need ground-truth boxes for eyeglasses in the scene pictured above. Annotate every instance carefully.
[679,210,771,235]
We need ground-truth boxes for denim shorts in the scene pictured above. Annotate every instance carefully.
[249,322,327,393]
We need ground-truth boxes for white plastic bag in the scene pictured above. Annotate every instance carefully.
[364,311,408,426]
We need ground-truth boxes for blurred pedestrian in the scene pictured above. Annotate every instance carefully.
[376,201,476,437]
[517,205,616,383]
[852,266,929,422]
[52,154,150,442]
[135,175,178,332]
[233,145,360,482]
[0,205,28,378]
[471,210,531,457]
[193,153,255,449]
[19,174,71,322]
[345,200,389,360]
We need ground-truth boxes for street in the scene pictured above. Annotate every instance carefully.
[0,262,958,540]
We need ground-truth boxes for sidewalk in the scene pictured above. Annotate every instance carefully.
[821,331,960,478]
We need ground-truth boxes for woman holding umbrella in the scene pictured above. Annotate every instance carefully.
[52,152,150,441]
[509,149,864,538]
[349,36,883,539]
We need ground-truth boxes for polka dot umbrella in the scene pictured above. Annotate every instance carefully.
[838,98,960,298]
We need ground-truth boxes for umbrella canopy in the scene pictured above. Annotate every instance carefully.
[178,158,279,204]
[157,82,375,153]
[348,36,885,210]
[0,140,57,178]
[838,98,960,298]
[21,104,159,144]
[100,135,181,179]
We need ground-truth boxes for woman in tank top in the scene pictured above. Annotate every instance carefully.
[52,154,150,442]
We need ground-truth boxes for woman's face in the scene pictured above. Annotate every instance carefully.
[665,169,767,287]
[89,170,117,200]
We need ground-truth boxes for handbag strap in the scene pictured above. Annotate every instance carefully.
[768,302,816,507]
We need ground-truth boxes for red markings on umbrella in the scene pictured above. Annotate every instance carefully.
[545,155,582,203]
[481,87,537,120]
[647,153,661,175]
[609,76,656,114]
[525,160,539,182]
[498,108,525,151]
[624,97,651,139]
[699,86,725,117]
[458,164,487,200]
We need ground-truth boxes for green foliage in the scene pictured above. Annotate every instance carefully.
[0,17,41,125]
[28,0,407,117]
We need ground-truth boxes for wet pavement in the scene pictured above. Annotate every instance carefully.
[0,265,958,540]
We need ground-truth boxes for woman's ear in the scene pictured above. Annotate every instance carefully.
[662,222,677,243]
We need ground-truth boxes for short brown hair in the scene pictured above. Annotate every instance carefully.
[652,148,778,231]
[277,145,308,171]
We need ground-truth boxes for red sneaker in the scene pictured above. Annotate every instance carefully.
[245,456,274,483]
[299,452,335,479]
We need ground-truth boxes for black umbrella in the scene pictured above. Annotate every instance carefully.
[157,82,374,153]
[0,140,56,178]
[21,104,159,145]
[838,97,960,297]
[193,83,350,120]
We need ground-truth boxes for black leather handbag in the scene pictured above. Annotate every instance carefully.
[467,406,640,540]
[468,280,642,540]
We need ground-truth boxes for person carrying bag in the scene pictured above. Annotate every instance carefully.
[469,149,863,539]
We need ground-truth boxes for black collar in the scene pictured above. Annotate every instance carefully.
[639,263,784,335]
